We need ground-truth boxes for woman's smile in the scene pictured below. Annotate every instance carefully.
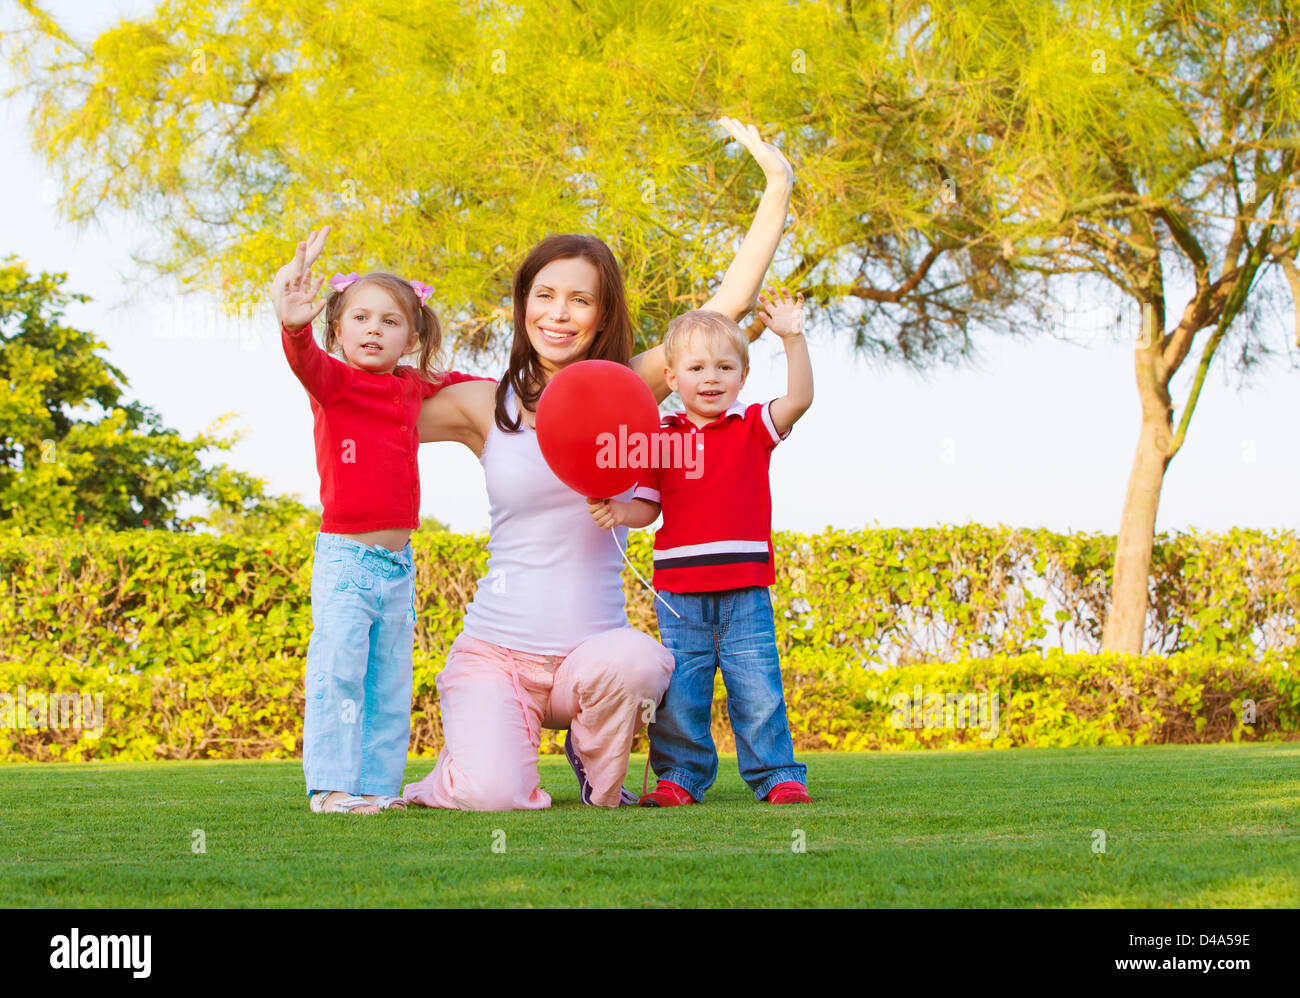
[538,325,578,343]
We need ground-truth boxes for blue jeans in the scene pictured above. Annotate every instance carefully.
[650,587,806,801]
[303,532,416,797]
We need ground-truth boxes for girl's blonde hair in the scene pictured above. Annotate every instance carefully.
[322,273,445,380]
[664,309,749,369]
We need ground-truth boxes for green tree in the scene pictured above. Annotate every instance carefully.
[0,257,303,532]
[4,0,834,342]
[197,494,322,537]
[9,0,1298,648]
[818,0,1300,652]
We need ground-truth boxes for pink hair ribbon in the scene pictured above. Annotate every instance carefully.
[409,280,434,307]
[329,272,360,293]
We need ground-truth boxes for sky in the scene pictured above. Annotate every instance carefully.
[2,0,1297,538]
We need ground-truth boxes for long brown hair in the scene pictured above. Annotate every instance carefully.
[495,235,634,432]
[322,273,445,381]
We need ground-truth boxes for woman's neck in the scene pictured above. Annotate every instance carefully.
[516,379,541,427]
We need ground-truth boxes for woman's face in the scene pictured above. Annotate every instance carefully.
[524,257,601,379]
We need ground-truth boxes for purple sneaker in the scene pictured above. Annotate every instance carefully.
[563,732,638,806]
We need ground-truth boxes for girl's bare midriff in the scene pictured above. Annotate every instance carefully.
[338,528,412,550]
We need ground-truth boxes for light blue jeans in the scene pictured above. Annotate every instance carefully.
[650,586,807,801]
[303,532,416,797]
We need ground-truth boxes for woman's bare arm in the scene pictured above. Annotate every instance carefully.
[631,119,794,403]
[417,378,497,456]
[698,120,794,321]
[628,343,671,404]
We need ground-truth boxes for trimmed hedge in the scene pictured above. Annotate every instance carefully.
[0,525,1296,761]
[1,646,1294,762]
[2,524,1295,674]
[776,648,1297,752]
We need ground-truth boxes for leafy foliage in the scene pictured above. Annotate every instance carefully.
[0,524,1294,760]
[0,257,305,532]
[12,1,1298,360]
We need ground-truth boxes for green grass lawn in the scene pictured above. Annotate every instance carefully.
[2,744,1296,907]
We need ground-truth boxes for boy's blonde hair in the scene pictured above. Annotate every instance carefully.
[664,309,749,369]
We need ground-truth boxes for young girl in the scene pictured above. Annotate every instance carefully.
[276,250,486,814]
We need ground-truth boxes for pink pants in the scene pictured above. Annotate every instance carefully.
[402,627,674,810]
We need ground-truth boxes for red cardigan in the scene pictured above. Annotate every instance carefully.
[281,322,491,533]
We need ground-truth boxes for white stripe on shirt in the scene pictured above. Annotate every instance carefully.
[653,539,770,560]
[761,400,790,445]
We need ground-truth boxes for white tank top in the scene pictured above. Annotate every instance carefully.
[461,383,632,655]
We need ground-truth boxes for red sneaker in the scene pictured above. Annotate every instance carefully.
[764,781,812,804]
[639,781,697,807]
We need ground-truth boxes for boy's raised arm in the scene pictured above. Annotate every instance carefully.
[759,289,813,437]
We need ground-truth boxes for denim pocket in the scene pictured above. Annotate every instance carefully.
[340,563,375,593]
[655,592,696,649]
[720,587,766,641]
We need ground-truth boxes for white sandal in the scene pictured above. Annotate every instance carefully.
[362,795,408,811]
[310,791,380,815]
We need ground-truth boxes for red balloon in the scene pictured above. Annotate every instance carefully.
[536,360,662,498]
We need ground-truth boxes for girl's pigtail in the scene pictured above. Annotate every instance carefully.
[319,288,344,356]
[413,301,446,382]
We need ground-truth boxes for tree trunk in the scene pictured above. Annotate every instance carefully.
[1102,415,1172,653]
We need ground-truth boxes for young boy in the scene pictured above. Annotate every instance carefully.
[588,288,813,805]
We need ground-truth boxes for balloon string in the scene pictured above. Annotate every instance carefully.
[613,529,681,619]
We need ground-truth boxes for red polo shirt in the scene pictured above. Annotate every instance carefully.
[632,399,790,593]
[281,322,492,533]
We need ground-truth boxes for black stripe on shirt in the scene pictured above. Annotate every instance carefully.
[653,551,771,570]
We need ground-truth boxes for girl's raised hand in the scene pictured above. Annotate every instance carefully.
[757,287,805,338]
[716,116,794,188]
[270,226,331,323]
[281,266,327,334]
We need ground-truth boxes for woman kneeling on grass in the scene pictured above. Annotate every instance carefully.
[280,118,793,810]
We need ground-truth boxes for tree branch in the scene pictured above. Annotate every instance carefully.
[1154,205,1209,289]
[844,242,948,303]
[1167,311,1229,460]
[1268,239,1300,348]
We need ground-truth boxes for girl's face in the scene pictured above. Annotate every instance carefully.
[524,257,601,380]
[665,332,748,423]
[334,283,418,374]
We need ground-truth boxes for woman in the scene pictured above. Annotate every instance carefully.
[279,118,793,809]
